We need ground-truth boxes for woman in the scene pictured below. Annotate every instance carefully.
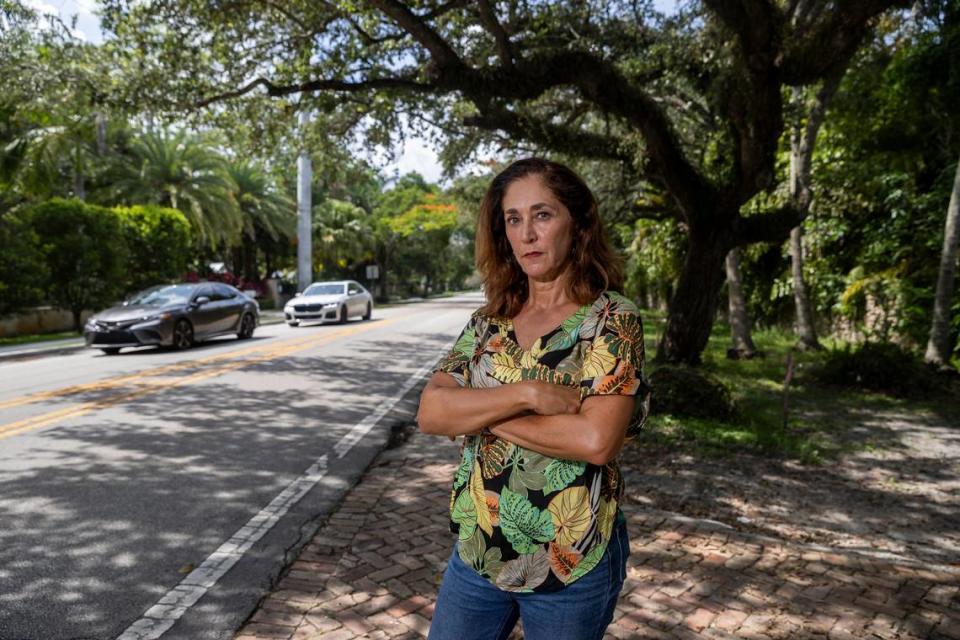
[417,158,650,640]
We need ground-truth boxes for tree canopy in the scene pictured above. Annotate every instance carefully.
[99,0,912,363]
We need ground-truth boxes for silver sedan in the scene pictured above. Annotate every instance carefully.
[283,280,373,326]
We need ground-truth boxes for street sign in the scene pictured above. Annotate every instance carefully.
[366,264,380,280]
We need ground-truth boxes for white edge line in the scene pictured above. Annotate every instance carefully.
[114,359,439,640]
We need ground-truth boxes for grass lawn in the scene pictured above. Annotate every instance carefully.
[0,330,78,347]
[638,311,959,464]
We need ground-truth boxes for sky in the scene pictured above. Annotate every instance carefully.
[27,0,679,184]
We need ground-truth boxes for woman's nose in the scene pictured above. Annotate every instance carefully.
[521,217,537,242]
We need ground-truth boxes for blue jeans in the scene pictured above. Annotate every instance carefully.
[428,517,630,640]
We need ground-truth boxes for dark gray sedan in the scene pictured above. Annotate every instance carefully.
[83,283,259,355]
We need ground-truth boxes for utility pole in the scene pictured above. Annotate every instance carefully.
[297,108,313,292]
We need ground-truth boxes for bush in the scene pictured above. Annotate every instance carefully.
[807,341,946,398]
[649,364,736,420]
[114,205,191,294]
[25,198,128,330]
[0,211,48,316]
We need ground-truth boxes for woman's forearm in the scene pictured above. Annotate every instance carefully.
[489,395,634,465]
[417,381,534,437]
[489,413,601,463]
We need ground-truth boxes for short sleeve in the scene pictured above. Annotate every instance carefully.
[579,302,651,436]
[432,314,479,388]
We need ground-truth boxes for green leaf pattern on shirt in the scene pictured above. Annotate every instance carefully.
[498,487,555,554]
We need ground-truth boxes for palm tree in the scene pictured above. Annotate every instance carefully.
[111,130,242,248]
[225,160,295,280]
[312,198,374,279]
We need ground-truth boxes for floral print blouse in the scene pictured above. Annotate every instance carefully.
[433,291,651,593]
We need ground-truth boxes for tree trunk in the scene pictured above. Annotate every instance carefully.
[786,79,841,351]
[725,247,758,359]
[924,154,960,368]
[243,236,258,281]
[72,307,83,333]
[232,246,243,278]
[657,229,732,364]
[789,225,821,350]
[73,168,85,201]
[95,112,107,155]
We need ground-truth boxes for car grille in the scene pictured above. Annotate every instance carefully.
[294,304,324,312]
[90,330,134,345]
[96,319,138,330]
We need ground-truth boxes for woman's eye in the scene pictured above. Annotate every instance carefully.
[506,216,520,225]
[536,211,551,219]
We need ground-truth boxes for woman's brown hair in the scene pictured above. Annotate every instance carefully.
[476,157,624,318]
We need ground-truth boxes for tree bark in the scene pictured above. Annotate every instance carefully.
[725,247,758,359]
[786,77,842,351]
[924,154,960,368]
[656,227,733,364]
[789,225,821,349]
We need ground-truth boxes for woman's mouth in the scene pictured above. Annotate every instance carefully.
[523,251,544,259]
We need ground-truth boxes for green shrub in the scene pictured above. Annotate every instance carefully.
[648,364,736,420]
[0,210,48,316]
[114,204,191,293]
[25,198,128,330]
[807,341,946,398]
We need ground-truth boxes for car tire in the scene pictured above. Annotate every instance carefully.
[173,319,194,350]
[237,313,255,339]
[362,302,372,321]
[101,348,121,355]
[287,321,299,327]
[338,305,348,324]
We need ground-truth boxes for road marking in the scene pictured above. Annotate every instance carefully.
[0,319,403,441]
[114,358,437,640]
[0,322,389,411]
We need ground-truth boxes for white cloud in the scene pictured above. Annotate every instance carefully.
[24,0,57,15]
[391,137,443,184]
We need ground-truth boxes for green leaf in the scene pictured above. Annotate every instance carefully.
[499,487,555,554]
[459,527,485,569]
[451,488,477,541]
[544,458,586,493]
[453,447,473,489]
[452,325,476,358]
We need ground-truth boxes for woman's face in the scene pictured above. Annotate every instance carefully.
[501,174,575,282]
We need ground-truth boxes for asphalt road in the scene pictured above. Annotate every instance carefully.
[0,293,480,640]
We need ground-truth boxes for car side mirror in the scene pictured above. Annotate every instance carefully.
[293,292,302,297]
[194,296,210,306]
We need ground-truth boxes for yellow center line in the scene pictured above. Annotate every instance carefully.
[0,317,402,441]
[0,317,408,411]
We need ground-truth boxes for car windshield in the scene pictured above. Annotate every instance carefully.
[304,283,345,296]
[127,285,195,306]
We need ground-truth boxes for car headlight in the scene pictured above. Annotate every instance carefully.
[322,302,339,308]
[141,312,172,322]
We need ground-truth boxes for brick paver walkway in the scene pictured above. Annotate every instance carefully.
[235,430,960,640]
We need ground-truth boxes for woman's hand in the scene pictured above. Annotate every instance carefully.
[523,381,581,416]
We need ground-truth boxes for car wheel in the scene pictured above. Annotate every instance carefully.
[101,348,121,355]
[173,319,194,350]
[287,320,299,327]
[362,302,372,321]
[237,313,255,339]
[338,305,348,324]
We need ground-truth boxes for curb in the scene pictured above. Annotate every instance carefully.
[159,369,432,640]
